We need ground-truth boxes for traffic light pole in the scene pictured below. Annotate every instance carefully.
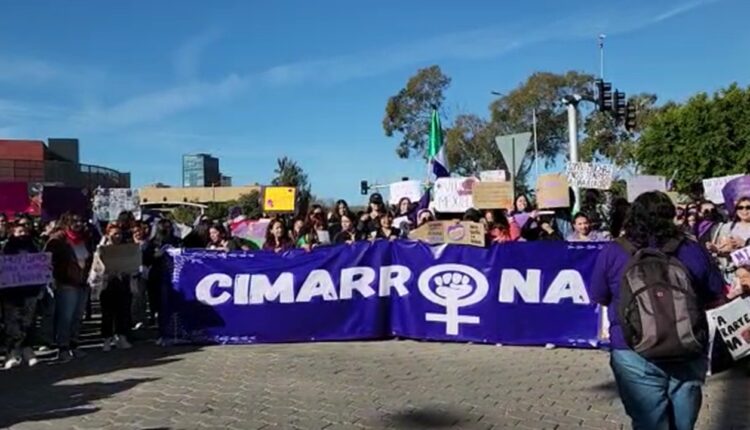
[563,95,582,213]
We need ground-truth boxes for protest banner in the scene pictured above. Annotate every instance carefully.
[0,253,52,289]
[731,245,750,267]
[263,187,296,212]
[99,243,142,274]
[706,297,750,360]
[536,174,570,209]
[388,180,422,205]
[41,186,90,222]
[703,174,744,204]
[0,182,31,218]
[479,170,507,182]
[565,162,614,190]
[471,182,513,209]
[409,221,485,247]
[433,177,476,213]
[93,188,141,221]
[164,241,602,346]
[230,218,270,248]
[722,175,750,213]
[626,175,667,202]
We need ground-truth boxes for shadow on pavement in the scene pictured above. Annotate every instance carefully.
[384,405,468,429]
[710,360,750,430]
[0,343,201,428]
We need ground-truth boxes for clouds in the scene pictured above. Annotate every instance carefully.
[173,27,223,81]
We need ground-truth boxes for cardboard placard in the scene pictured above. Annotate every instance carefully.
[703,174,744,204]
[626,175,667,202]
[536,174,570,209]
[434,177,477,213]
[93,188,141,221]
[388,180,422,205]
[479,170,507,182]
[409,221,485,247]
[0,253,52,289]
[99,243,142,274]
[566,162,614,190]
[263,187,296,212]
[472,182,513,209]
[706,297,750,361]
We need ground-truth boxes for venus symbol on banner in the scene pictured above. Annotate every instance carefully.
[418,264,489,335]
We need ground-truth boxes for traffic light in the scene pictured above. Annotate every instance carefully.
[625,102,637,131]
[613,90,627,123]
[596,79,613,112]
[360,180,369,195]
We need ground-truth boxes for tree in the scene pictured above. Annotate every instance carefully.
[636,83,750,193]
[171,205,200,226]
[382,65,451,159]
[237,191,263,219]
[443,114,506,177]
[271,157,312,215]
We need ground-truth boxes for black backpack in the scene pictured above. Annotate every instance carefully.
[616,237,708,361]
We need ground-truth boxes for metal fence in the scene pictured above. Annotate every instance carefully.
[0,159,130,189]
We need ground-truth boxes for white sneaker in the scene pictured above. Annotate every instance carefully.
[4,353,22,370]
[115,336,132,350]
[22,347,38,367]
[102,337,114,352]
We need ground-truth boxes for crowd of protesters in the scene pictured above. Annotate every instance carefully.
[1,185,750,372]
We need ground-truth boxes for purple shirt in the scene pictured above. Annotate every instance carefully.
[590,239,725,349]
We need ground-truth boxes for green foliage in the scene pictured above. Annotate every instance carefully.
[271,157,312,215]
[444,114,506,177]
[205,201,233,221]
[237,191,263,219]
[637,83,750,193]
[171,205,200,226]
[382,65,451,159]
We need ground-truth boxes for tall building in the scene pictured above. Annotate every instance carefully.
[182,153,220,187]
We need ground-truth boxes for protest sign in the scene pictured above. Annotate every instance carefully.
[472,182,513,209]
[263,187,296,212]
[41,186,89,222]
[626,175,667,202]
[731,245,750,267]
[409,221,485,247]
[93,188,141,221]
[566,162,614,190]
[722,175,750,213]
[99,243,142,274]
[0,253,52,289]
[230,218,270,248]
[388,180,422,205]
[707,298,750,360]
[536,174,570,209]
[479,170,507,182]
[434,177,476,213]
[703,174,744,204]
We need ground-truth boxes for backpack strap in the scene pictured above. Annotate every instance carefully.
[615,237,638,255]
[660,237,683,255]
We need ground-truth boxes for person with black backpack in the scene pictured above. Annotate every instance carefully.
[591,191,725,430]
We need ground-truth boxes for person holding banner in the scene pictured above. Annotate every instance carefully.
[566,213,611,242]
[591,191,725,430]
[144,218,180,327]
[1,222,42,369]
[333,213,358,244]
[44,213,93,362]
[371,212,401,241]
[486,210,521,244]
[262,219,293,253]
[206,223,238,252]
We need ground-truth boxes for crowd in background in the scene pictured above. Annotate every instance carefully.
[1,185,750,370]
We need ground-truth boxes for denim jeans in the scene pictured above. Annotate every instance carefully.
[55,285,88,350]
[610,349,707,430]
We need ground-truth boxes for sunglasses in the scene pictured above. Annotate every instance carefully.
[737,205,750,211]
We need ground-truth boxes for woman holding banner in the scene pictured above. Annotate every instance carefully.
[263,219,293,253]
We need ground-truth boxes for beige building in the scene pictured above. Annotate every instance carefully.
[139,185,262,204]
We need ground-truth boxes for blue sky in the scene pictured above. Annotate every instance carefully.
[0,0,748,203]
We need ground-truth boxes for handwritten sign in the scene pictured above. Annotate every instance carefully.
[627,175,667,202]
[703,174,744,204]
[263,187,296,212]
[707,297,750,360]
[93,188,141,221]
[731,246,750,267]
[479,170,507,182]
[409,221,485,247]
[566,162,614,190]
[434,177,477,213]
[0,253,52,289]
[99,243,142,274]
[536,174,570,209]
[388,180,422,205]
[472,182,513,209]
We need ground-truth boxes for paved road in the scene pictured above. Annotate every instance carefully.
[0,340,747,430]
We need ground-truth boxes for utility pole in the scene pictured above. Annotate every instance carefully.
[563,95,583,212]
[598,34,606,80]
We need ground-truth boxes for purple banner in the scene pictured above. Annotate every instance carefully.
[163,241,604,347]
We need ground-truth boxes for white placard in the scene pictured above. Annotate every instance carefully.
[388,180,422,205]
[566,162,614,190]
[434,177,476,213]
[626,175,667,202]
[703,174,744,204]
[479,170,507,182]
[706,297,750,360]
[731,245,750,267]
[93,188,141,221]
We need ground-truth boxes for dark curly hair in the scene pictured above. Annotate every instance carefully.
[623,191,682,248]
